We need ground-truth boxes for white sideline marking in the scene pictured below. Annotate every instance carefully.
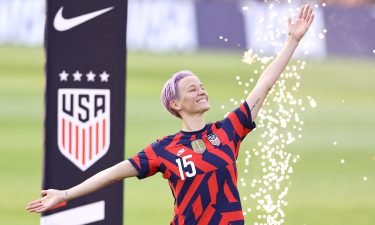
[41,201,105,225]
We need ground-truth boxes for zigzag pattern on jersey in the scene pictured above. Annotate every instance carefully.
[216,102,255,159]
[169,169,244,225]
[130,102,254,177]
[129,101,256,225]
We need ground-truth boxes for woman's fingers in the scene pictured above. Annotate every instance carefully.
[27,195,49,211]
[26,199,43,211]
[27,202,43,212]
[27,199,42,206]
[308,14,315,26]
[27,205,42,212]
[304,5,311,20]
[298,5,305,19]
[305,6,313,22]
[34,205,47,213]
[27,190,59,213]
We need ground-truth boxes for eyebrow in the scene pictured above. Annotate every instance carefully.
[187,84,204,89]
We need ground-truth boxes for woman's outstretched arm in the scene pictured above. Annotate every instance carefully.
[246,4,314,121]
[26,160,138,213]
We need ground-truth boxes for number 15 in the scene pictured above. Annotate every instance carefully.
[176,154,196,180]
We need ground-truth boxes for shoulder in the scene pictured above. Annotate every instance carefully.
[155,132,177,143]
[151,132,180,150]
[212,110,232,129]
[212,101,252,128]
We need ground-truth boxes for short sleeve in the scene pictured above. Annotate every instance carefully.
[216,101,256,159]
[224,101,256,140]
[128,143,160,179]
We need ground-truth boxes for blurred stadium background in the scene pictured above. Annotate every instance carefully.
[0,0,374,224]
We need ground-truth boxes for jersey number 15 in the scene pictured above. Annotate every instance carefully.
[176,154,196,180]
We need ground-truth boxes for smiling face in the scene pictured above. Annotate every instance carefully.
[171,75,210,118]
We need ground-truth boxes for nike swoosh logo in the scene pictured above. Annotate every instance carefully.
[54,6,114,31]
[177,149,185,156]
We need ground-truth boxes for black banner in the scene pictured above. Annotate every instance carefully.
[42,0,127,224]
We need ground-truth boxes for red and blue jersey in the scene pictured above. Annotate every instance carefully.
[129,101,256,225]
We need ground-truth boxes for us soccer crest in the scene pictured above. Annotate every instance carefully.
[58,88,110,171]
[206,133,221,146]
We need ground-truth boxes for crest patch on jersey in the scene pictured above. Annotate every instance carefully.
[206,133,221,146]
[191,139,206,154]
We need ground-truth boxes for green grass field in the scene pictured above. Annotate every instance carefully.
[0,46,374,225]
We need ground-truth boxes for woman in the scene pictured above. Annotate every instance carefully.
[27,5,314,224]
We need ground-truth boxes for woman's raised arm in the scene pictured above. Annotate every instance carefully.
[246,4,314,122]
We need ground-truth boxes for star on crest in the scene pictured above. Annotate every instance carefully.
[59,70,69,81]
[99,71,110,82]
[73,71,83,81]
[86,71,96,82]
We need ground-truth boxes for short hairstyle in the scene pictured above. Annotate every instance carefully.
[161,70,195,118]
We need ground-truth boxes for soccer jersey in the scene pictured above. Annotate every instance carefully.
[129,101,256,225]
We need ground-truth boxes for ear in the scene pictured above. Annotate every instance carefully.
[170,99,182,111]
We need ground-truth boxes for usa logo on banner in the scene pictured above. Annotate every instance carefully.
[57,88,110,171]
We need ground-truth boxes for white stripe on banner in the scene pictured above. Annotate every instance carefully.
[40,201,105,225]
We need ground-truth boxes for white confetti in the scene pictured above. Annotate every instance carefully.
[260,57,273,64]
[309,98,317,108]
[242,49,257,65]
[233,3,322,225]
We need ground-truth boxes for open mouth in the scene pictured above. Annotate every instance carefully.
[196,98,207,103]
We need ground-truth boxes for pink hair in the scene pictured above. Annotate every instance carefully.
[160,70,195,118]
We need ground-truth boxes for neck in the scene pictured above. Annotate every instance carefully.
[181,114,206,132]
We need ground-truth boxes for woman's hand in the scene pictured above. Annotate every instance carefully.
[287,4,314,42]
[26,189,65,213]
